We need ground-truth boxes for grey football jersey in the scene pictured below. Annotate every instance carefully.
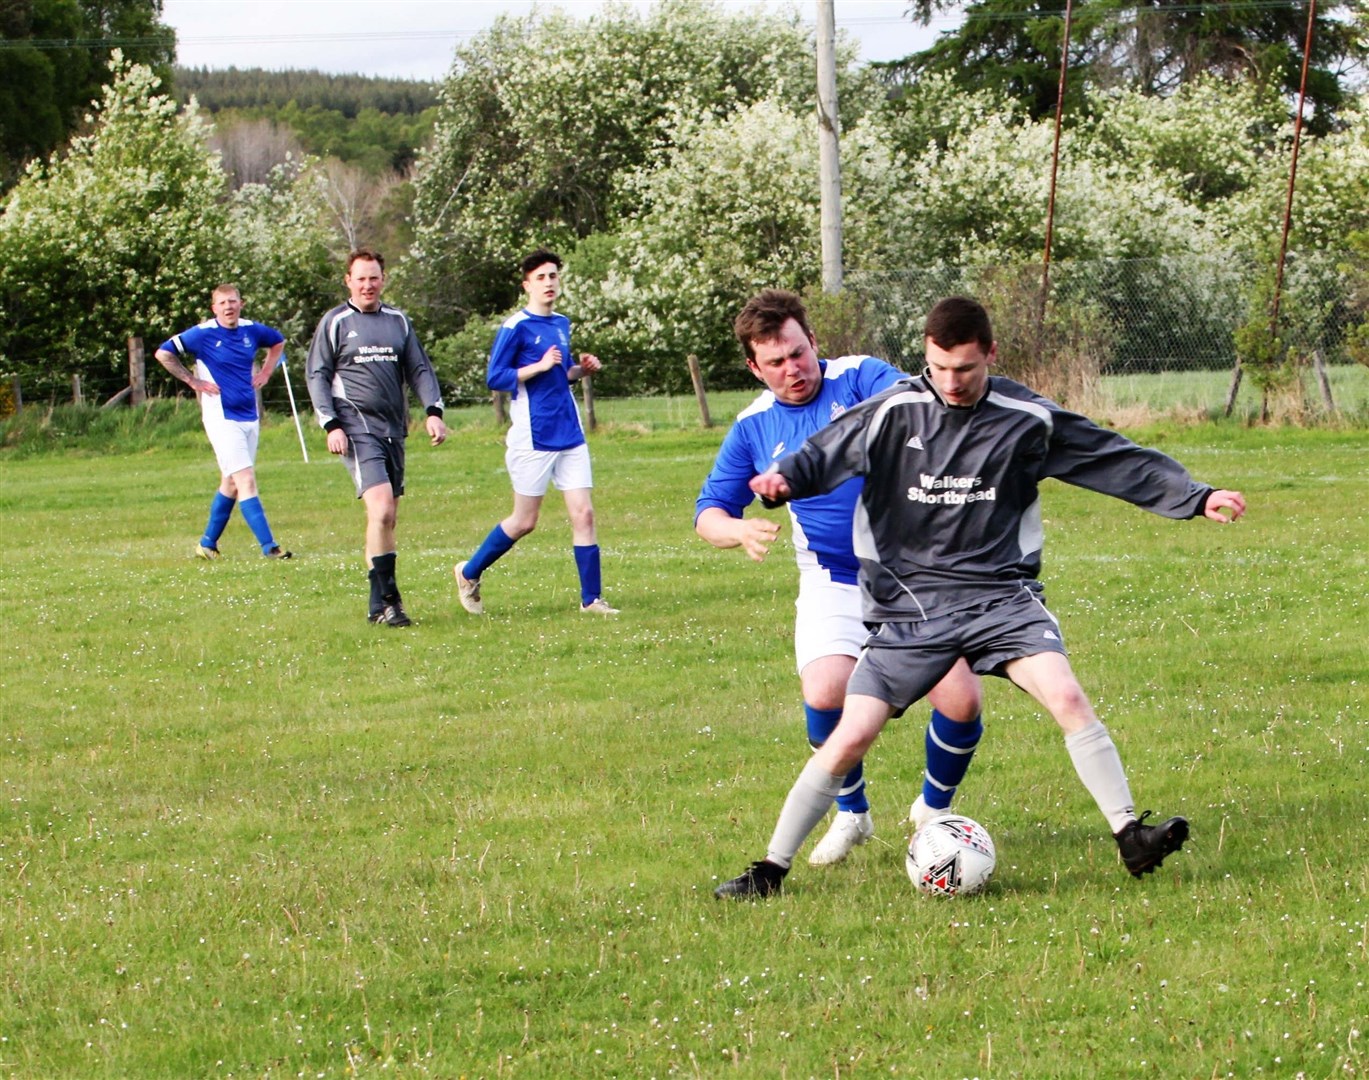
[306,301,443,439]
[775,374,1213,623]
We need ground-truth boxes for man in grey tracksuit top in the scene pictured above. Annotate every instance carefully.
[307,248,447,628]
[715,295,1247,899]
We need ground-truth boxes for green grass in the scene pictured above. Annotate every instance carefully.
[1,405,1366,1077]
[1100,362,1369,417]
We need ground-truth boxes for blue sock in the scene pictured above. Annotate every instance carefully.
[923,709,983,810]
[238,496,277,554]
[805,703,868,814]
[201,492,235,548]
[573,544,602,607]
[465,525,516,580]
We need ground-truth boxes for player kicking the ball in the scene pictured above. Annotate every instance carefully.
[714,295,1246,898]
[697,290,984,869]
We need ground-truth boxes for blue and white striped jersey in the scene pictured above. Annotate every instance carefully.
[160,319,284,422]
[694,356,905,584]
[486,310,585,452]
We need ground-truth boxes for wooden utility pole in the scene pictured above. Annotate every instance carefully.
[816,0,843,293]
[1227,0,1318,417]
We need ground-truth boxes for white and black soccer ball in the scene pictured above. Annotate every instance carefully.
[906,814,996,897]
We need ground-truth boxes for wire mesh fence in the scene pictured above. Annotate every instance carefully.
[845,250,1365,415]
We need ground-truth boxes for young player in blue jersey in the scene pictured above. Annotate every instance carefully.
[715,296,1247,898]
[154,283,292,560]
[696,290,985,868]
[454,250,618,616]
[306,250,447,628]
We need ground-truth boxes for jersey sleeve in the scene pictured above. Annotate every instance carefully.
[400,324,444,413]
[253,324,285,349]
[159,325,200,358]
[694,423,760,522]
[854,357,907,399]
[775,397,875,501]
[305,312,340,430]
[486,322,522,394]
[1042,398,1212,518]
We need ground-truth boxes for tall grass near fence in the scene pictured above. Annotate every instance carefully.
[0,411,1366,1077]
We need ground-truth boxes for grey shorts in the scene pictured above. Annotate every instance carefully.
[847,588,1068,716]
[342,433,406,498]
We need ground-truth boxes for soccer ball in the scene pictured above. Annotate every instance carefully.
[906,814,996,896]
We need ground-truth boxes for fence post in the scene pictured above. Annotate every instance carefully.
[1312,349,1337,413]
[1223,364,1242,417]
[687,354,712,428]
[9,375,21,414]
[72,373,84,405]
[128,337,146,406]
[492,390,507,424]
[580,373,596,432]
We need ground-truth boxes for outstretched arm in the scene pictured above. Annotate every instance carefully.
[1203,489,1246,523]
[749,468,792,506]
[695,506,781,563]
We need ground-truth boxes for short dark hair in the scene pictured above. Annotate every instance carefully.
[347,248,385,273]
[924,296,993,351]
[521,249,562,277]
[733,289,815,362]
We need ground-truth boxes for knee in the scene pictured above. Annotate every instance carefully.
[819,729,872,774]
[1045,682,1095,729]
[505,516,536,541]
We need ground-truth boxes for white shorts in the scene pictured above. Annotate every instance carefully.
[505,444,593,497]
[794,573,867,674]
[203,415,259,477]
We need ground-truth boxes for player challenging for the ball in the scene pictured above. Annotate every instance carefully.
[696,289,985,869]
[714,295,1247,899]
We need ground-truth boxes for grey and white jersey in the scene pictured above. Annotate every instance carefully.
[774,373,1213,623]
[305,301,444,439]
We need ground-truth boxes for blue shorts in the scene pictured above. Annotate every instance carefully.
[847,588,1068,716]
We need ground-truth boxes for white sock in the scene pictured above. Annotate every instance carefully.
[765,757,844,869]
[1064,721,1136,835]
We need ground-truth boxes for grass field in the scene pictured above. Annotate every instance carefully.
[1,400,1366,1078]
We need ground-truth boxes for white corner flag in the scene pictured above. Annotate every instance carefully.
[279,353,310,463]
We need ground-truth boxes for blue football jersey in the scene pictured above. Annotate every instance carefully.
[161,319,284,422]
[695,356,905,584]
[486,310,585,452]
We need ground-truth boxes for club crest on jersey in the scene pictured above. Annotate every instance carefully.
[907,435,924,450]
[830,402,847,421]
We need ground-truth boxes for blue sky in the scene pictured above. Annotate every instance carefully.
[164,0,956,80]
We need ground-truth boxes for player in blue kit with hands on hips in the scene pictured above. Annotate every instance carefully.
[154,283,292,560]
[306,249,447,628]
[696,290,985,868]
[454,250,617,616]
[715,296,1246,898]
